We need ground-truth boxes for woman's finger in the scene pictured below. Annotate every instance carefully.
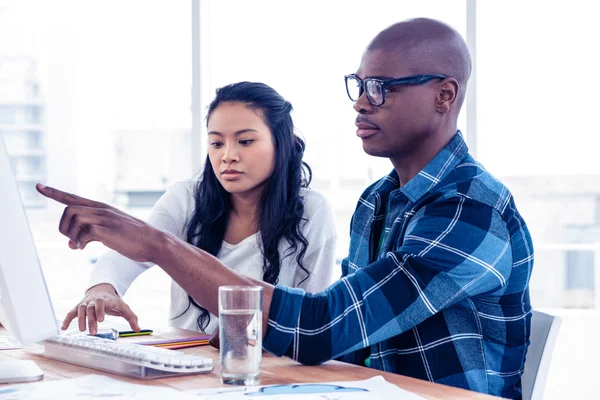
[77,303,88,331]
[95,297,106,323]
[119,303,140,332]
[62,307,78,330]
[86,302,98,335]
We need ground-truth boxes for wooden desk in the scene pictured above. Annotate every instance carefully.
[0,327,501,399]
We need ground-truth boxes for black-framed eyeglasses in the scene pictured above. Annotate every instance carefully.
[344,74,447,106]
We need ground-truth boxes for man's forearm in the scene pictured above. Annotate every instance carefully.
[151,231,275,336]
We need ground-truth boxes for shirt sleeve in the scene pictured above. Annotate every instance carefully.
[87,181,194,297]
[263,195,513,365]
[292,194,338,293]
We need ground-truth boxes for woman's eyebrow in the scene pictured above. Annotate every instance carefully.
[208,129,258,136]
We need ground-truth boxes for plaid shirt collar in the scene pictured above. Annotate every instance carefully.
[371,131,469,203]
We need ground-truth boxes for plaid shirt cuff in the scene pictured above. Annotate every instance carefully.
[263,285,305,356]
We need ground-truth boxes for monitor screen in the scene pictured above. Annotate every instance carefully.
[0,136,59,345]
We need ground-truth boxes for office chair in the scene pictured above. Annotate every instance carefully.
[521,310,562,400]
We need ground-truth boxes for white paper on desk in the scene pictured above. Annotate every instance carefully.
[0,374,198,400]
[187,375,425,400]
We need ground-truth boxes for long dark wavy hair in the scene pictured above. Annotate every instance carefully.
[174,82,312,332]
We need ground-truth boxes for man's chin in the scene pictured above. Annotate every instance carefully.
[362,142,391,158]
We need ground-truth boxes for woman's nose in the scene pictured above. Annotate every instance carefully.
[222,145,239,163]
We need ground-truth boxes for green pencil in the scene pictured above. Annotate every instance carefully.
[118,329,153,337]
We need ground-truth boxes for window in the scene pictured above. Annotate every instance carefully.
[0,0,191,326]
[0,106,17,124]
[477,1,600,309]
[476,2,598,396]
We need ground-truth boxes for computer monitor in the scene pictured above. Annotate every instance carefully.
[0,135,59,382]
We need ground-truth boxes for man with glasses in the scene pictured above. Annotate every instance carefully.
[38,17,533,399]
[323,18,532,399]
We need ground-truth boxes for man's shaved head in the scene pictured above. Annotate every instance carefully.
[351,18,473,179]
[367,18,471,106]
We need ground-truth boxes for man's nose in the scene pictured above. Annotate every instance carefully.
[353,91,374,114]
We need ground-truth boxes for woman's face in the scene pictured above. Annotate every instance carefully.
[207,102,276,196]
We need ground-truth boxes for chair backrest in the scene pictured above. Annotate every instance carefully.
[521,310,562,400]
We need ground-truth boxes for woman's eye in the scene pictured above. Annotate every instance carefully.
[239,139,254,146]
[210,142,223,148]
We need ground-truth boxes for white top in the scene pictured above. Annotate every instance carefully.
[88,180,337,334]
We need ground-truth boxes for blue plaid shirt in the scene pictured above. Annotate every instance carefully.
[263,132,533,399]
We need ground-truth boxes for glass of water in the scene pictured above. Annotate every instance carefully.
[218,286,262,385]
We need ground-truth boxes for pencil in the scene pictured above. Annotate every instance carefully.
[152,340,208,347]
[151,341,209,350]
[139,336,210,346]
[155,343,208,350]
[118,329,153,337]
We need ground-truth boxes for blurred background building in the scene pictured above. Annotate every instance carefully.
[0,56,46,207]
[113,129,191,207]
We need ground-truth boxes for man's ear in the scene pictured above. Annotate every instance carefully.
[436,78,459,113]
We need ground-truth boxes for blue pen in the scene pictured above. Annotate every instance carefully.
[91,327,119,340]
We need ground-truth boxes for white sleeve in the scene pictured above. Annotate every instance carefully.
[87,180,195,297]
[293,191,338,293]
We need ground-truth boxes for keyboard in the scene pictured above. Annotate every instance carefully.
[43,335,213,379]
[0,331,22,350]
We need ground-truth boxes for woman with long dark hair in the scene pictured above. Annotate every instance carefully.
[70,82,337,334]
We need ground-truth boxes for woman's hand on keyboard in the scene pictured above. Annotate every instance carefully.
[62,283,140,336]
